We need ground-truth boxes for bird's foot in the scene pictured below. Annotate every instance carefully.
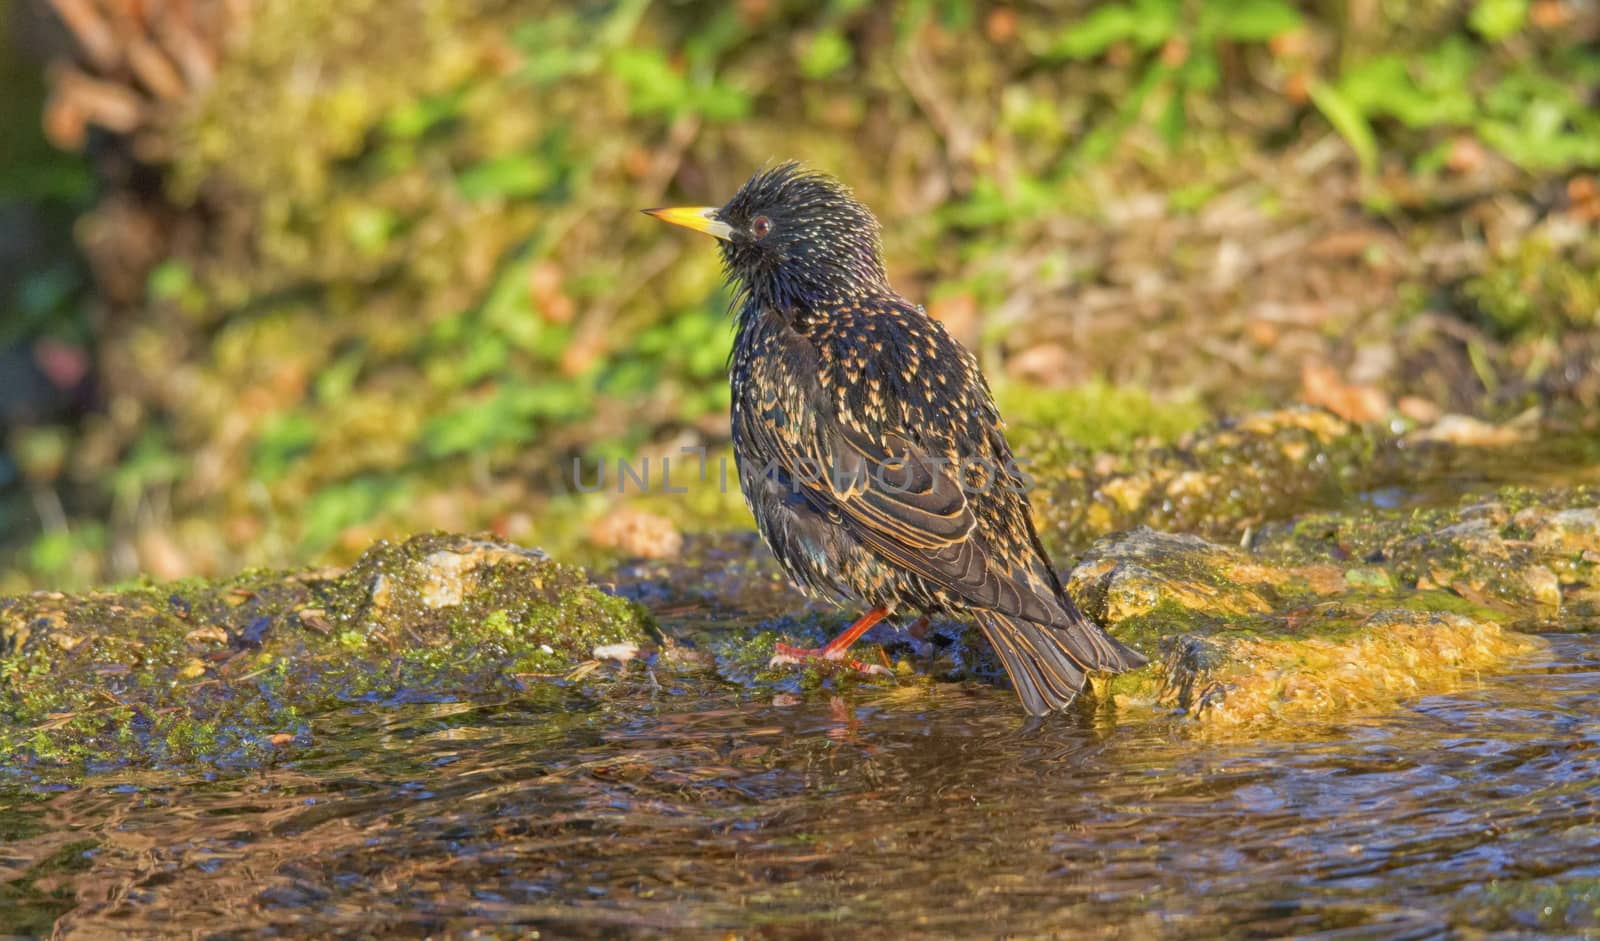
[769,642,892,676]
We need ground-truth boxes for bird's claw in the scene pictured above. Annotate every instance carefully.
[769,642,892,676]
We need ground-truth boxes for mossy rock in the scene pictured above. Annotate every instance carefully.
[1034,409,1388,554]
[1256,486,1600,622]
[1066,509,1596,732]
[1033,407,1600,556]
[0,533,652,771]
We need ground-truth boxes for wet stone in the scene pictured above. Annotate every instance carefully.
[0,534,651,771]
[3,455,1596,767]
[1066,526,1547,731]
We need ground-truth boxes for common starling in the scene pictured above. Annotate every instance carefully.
[645,162,1146,714]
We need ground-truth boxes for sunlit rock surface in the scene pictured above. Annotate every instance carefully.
[1069,528,1541,731]
[0,534,652,768]
[4,414,1597,768]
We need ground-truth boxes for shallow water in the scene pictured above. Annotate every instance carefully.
[2,633,1596,939]
[1359,434,1600,512]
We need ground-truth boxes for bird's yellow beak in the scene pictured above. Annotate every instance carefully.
[642,206,734,241]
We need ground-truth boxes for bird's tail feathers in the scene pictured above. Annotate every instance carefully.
[973,610,1145,716]
[1049,608,1148,674]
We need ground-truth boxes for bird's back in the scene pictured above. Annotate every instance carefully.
[732,291,1074,624]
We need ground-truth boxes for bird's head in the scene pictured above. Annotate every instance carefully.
[645,162,888,309]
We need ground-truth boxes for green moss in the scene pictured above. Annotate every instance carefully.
[1068,518,1569,732]
[1255,485,1600,614]
[1000,381,1210,455]
[0,533,652,772]
[1392,589,1510,622]
[1034,409,1388,555]
[1464,233,1600,340]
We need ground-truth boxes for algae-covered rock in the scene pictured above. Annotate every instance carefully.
[1069,529,1288,626]
[1067,527,1545,732]
[604,502,1573,737]
[1255,486,1600,622]
[1034,410,1386,553]
[5,487,1593,766]
[1065,488,1600,731]
[0,534,652,770]
[1033,407,1600,555]
[605,484,1599,736]
[1173,608,1530,732]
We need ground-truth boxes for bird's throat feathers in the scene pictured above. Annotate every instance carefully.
[724,248,888,319]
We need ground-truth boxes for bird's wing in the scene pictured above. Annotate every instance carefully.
[734,312,1067,628]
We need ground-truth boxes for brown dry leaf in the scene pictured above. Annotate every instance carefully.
[1449,580,1504,610]
[297,608,333,635]
[48,66,146,141]
[543,293,576,325]
[1446,136,1487,175]
[560,331,605,377]
[1299,362,1390,423]
[1246,318,1280,349]
[527,260,564,305]
[1283,71,1309,105]
[1268,28,1311,59]
[1160,37,1189,67]
[1008,343,1076,386]
[137,526,191,581]
[50,0,121,69]
[1305,228,1387,259]
[927,292,978,347]
[154,15,217,87]
[622,146,654,179]
[984,7,1017,43]
[1296,564,1349,596]
[127,38,186,99]
[1532,0,1572,27]
[184,625,229,647]
[1397,396,1442,424]
[1411,414,1532,447]
[588,508,683,560]
[44,93,89,151]
[38,712,82,732]
[1568,175,1600,222]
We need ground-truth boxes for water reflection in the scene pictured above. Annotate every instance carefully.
[1,638,1596,938]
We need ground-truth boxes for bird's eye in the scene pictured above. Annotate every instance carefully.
[751,216,772,238]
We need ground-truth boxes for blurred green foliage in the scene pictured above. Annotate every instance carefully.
[1320,28,1600,175]
[1047,0,1302,159]
[1466,234,1600,338]
[1,0,1598,588]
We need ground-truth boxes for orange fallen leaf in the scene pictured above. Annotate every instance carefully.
[1300,362,1390,423]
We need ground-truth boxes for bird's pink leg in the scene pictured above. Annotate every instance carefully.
[772,606,891,674]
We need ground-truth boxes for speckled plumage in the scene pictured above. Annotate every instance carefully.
[652,162,1145,714]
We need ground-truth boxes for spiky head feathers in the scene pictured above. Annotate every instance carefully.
[714,162,889,308]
